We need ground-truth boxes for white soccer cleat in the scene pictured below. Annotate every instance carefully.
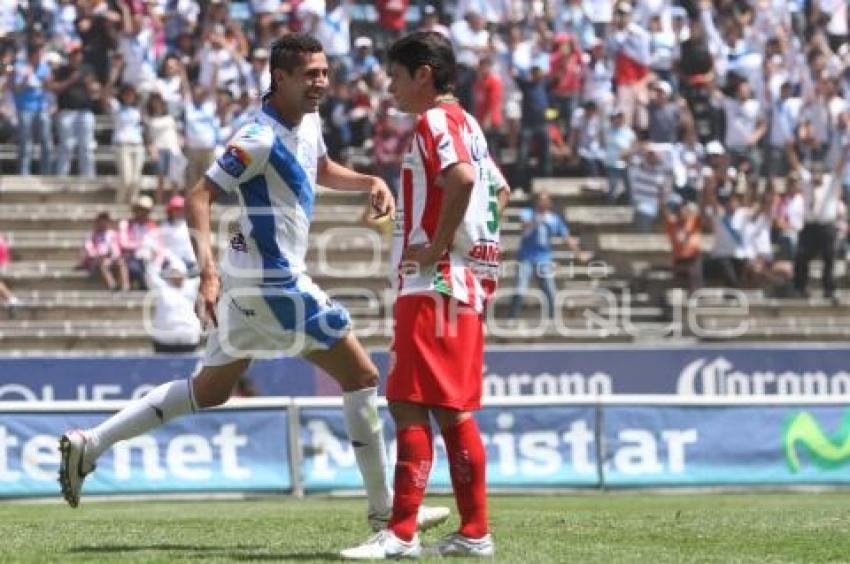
[426,532,495,558]
[58,430,94,508]
[368,505,451,532]
[340,530,421,560]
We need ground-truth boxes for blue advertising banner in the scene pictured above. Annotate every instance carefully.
[0,356,323,401]
[0,407,290,497]
[3,345,850,401]
[299,406,599,491]
[601,405,850,487]
[301,403,850,491]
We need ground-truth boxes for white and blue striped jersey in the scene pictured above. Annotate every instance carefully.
[205,104,326,288]
[201,105,351,361]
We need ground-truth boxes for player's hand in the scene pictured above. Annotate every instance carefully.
[198,272,220,327]
[369,178,395,220]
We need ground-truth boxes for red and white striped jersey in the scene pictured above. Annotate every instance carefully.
[390,101,503,313]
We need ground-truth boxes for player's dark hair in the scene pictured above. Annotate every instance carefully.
[388,31,456,94]
[268,33,324,89]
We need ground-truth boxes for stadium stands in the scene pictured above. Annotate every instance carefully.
[1,169,847,353]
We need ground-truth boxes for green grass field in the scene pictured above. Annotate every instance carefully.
[1,493,849,563]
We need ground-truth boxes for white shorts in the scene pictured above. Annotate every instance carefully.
[202,274,352,367]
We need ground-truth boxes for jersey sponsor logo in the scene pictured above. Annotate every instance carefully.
[217,144,251,178]
[469,132,487,162]
[468,240,501,265]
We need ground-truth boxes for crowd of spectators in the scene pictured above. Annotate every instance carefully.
[1,0,849,318]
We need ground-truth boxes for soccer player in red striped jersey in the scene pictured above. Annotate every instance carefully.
[341,31,502,560]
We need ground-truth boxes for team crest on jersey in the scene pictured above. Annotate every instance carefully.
[217,144,251,178]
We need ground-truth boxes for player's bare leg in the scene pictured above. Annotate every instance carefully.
[59,359,250,507]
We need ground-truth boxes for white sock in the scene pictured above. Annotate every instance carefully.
[343,387,392,517]
[84,378,197,468]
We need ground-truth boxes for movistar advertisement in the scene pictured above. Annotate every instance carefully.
[299,406,600,491]
[603,405,850,486]
[0,408,291,497]
[300,404,850,490]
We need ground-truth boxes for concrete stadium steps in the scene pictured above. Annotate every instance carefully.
[696,316,850,341]
[4,258,619,299]
[6,230,566,263]
[0,175,163,204]
[666,289,850,318]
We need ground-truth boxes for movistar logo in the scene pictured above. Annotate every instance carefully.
[784,411,850,472]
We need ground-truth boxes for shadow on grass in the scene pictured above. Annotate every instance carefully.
[69,544,340,561]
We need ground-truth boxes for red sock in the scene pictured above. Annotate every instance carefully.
[388,425,433,541]
[442,417,488,539]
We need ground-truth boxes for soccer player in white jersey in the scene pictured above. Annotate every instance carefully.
[58,33,448,534]
[342,32,502,560]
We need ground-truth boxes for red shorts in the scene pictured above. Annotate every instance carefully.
[386,294,484,411]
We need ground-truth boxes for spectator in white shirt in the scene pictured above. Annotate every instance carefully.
[317,0,352,67]
[720,77,766,187]
[773,167,806,261]
[791,142,849,299]
[648,14,676,85]
[554,0,595,48]
[106,82,146,205]
[703,177,751,288]
[742,192,776,284]
[582,38,614,112]
[450,8,489,112]
[156,55,185,118]
[605,107,636,202]
[672,125,705,203]
[159,195,197,274]
[198,24,246,99]
[584,0,613,39]
[628,143,670,232]
[115,1,158,93]
[569,100,605,189]
[765,80,801,180]
[181,68,219,192]
[145,255,201,353]
[145,92,185,205]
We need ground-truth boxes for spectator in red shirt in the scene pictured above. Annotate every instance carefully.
[82,211,130,292]
[376,0,409,46]
[0,232,19,314]
[606,1,651,130]
[474,57,503,163]
[550,32,584,138]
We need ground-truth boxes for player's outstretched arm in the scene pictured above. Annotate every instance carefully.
[186,178,220,326]
[403,162,476,269]
[317,156,395,218]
